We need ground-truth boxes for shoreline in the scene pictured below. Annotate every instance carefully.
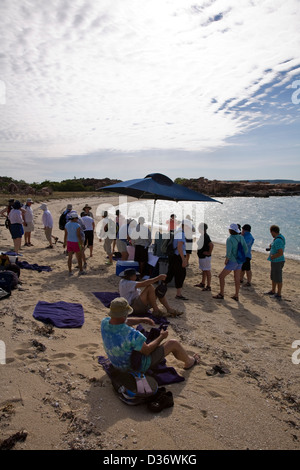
[0,196,300,450]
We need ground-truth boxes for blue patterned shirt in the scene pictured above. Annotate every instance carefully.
[101,317,151,372]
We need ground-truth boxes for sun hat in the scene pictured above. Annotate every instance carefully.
[40,203,47,211]
[119,268,140,278]
[83,204,91,210]
[69,212,79,219]
[66,204,72,210]
[109,297,133,318]
[26,198,34,203]
[228,223,241,233]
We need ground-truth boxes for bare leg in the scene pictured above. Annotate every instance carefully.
[163,339,200,369]
[68,252,73,273]
[218,268,231,296]
[233,270,241,298]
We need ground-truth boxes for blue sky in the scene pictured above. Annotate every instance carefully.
[0,0,299,183]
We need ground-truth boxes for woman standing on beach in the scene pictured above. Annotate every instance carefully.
[8,200,25,254]
[213,223,248,302]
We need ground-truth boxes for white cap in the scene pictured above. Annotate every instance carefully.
[228,223,241,233]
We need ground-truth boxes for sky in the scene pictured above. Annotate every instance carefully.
[0,0,300,184]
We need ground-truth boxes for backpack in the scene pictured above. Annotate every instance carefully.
[110,368,158,406]
[0,271,15,296]
[161,232,175,256]
[59,212,67,230]
[236,240,247,264]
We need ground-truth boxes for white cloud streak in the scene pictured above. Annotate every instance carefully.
[0,0,299,180]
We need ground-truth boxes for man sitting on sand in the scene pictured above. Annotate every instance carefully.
[119,268,183,318]
[101,297,200,373]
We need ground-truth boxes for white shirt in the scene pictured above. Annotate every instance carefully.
[119,279,141,305]
[42,210,53,228]
[81,215,94,231]
[24,205,34,223]
[8,209,23,224]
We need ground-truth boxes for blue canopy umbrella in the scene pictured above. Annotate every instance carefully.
[98,173,220,231]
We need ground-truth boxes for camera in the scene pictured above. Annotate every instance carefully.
[266,247,271,251]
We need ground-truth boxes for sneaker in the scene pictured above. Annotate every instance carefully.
[274,293,282,300]
[78,270,87,276]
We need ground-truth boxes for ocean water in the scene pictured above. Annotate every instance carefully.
[115,196,300,260]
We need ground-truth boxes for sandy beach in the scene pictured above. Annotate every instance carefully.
[0,195,300,451]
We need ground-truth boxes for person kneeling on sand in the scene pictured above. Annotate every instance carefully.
[101,297,200,372]
[119,268,183,318]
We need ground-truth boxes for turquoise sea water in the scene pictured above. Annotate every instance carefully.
[119,196,300,260]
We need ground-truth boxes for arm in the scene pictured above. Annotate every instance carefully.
[270,248,283,260]
[136,274,166,288]
[63,228,68,247]
[177,241,187,267]
[126,317,155,327]
[139,330,168,356]
[203,241,214,256]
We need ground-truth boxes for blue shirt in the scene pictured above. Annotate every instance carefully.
[268,234,285,263]
[173,229,186,256]
[243,231,255,260]
[101,317,151,372]
[65,221,80,242]
[226,234,248,262]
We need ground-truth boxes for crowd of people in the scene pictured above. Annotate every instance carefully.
[0,197,287,388]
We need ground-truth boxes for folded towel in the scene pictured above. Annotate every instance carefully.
[33,301,84,328]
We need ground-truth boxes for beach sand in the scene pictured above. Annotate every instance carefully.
[1,196,300,451]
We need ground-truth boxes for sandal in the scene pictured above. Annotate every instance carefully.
[167,309,184,317]
[175,295,188,300]
[231,295,239,302]
[202,286,211,291]
[184,353,200,370]
[213,293,224,299]
[194,283,205,288]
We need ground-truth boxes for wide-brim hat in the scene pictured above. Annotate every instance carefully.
[228,223,241,233]
[26,198,34,203]
[109,297,133,318]
[83,204,91,210]
[119,268,140,278]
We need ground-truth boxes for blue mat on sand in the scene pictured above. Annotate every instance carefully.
[92,291,169,326]
[17,260,52,272]
[98,325,184,386]
[33,301,84,328]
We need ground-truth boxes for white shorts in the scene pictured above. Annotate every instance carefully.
[24,222,34,232]
[198,257,211,271]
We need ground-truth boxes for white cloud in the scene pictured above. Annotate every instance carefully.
[0,0,299,180]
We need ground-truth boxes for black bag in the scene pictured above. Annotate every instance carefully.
[0,271,14,295]
[160,232,175,256]
[59,212,67,230]
[110,368,158,406]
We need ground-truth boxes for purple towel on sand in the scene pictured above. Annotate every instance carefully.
[17,260,52,272]
[33,301,84,328]
[92,291,119,308]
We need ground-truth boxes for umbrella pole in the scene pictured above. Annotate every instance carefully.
[150,199,157,239]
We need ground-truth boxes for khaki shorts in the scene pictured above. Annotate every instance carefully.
[131,296,149,315]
